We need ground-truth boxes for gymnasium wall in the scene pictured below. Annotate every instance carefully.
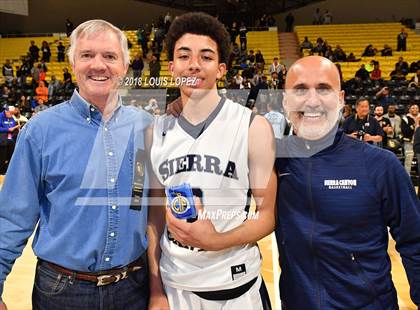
[275,0,420,29]
[0,0,186,34]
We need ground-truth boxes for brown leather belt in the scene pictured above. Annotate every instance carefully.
[42,257,144,287]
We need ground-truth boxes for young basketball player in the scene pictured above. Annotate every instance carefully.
[148,12,276,309]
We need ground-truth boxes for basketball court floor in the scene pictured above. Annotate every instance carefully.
[0,175,417,309]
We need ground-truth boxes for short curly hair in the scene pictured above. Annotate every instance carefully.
[166,12,231,64]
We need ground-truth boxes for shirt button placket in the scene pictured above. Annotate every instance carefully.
[102,122,119,269]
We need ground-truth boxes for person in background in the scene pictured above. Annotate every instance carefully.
[0,106,20,175]
[265,102,286,140]
[397,28,408,51]
[401,103,419,174]
[342,97,384,144]
[57,42,66,62]
[41,41,51,62]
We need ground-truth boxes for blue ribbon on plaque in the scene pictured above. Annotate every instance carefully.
[166,183,197,220]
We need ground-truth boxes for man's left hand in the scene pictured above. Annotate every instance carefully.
[166,197,222,251]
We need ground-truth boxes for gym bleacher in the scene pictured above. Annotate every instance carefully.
[295,22,420,81]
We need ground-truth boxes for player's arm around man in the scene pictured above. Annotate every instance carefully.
[166,114,277,251]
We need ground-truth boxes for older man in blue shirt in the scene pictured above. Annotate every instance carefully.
[0,20,168,310]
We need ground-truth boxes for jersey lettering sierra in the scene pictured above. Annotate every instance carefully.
[151,98,261,291]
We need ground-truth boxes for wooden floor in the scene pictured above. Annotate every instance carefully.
[0,175,417,309]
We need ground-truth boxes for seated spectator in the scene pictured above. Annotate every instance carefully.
[342,104,353,120]
[63,68,73,91]
[300,37,313,50]
[33,99,49,114]
[381,44,393,56]
[255,50,265,69]
[409,69,420,87]
[57,42,66,62]
[13,107,29,127]
[338,104,352,127]
[148,54,161,80]
[390,68,406,81]
[39,68,47,82]
[1,86,10,105]
[144,98,158,114]
[131,54,144,80]
[242,65,255,80]
[35,81,48,102]
[365,60,377,73]
[237,49,248,67]
[395,56,409,75]
[347,53,360,62]
[247,50,256,65]
[233,71,244,89]
[409,60,419,73]
[2,60,14,83]
[40,60,48,73]
[321,40,329,56]
[17,95,31,114]
[15,66,24,85]
[269,72,281,89]
[311,38,324,55]
[362,44,377,57]
[355,64,370,80]
[371,63,382,80]
[258,75,269,90]
[41,41,51,62]
[230,43,241,64]
[280,65,287,84]
[333,45,346,62]
[48,75,62,100]
[324,45,334,61]
[268,57,282,76]
[19,59,30,77]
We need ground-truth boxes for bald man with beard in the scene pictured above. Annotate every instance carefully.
[275,56,420,309]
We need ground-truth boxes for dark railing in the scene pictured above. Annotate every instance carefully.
[0,33,58,38]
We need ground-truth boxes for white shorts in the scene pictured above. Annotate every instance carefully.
[164,275,271,310]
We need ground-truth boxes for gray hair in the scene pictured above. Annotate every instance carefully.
[67,19,130,67]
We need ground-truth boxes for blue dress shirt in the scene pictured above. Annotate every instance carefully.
[0,90,152,299]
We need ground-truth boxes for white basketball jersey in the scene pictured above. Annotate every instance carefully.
[151,98,261,291]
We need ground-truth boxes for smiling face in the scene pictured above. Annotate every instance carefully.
[284,56,344,140]
[409,104,419,116]
[169,33,226,99]
[374,105,384,117]
[356,100,369,118]
[72,30,127,106]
